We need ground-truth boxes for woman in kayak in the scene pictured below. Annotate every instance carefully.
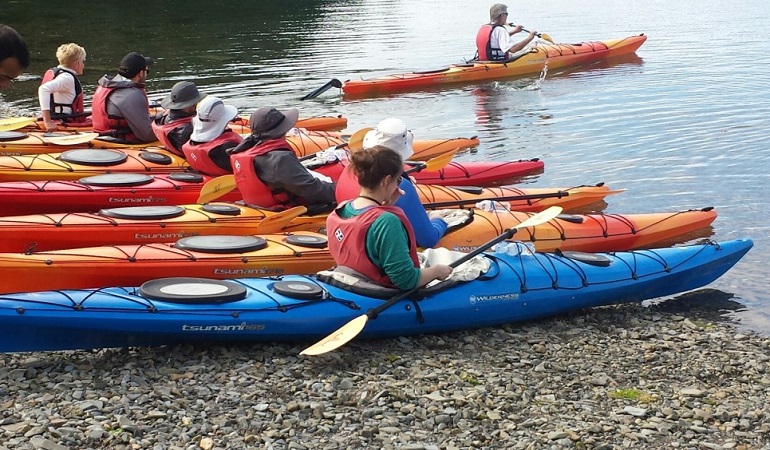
[152,81,206,156]
[476,3,537,61]
[182,95,242,176]
[327,145,452,290]
[228,107,336,213]
[37,43,87,130]
[336,118,458,248]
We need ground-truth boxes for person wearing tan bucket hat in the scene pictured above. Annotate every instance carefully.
[475,3,537,61]
[151,81,206,155]
[227,106,336,212]
[335,118,470,249]
[181,95,243,176]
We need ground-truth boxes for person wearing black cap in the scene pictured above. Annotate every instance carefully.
[91,51,157,143]
[0,24,30,90]
[151,81,206,155]
[228,107,336,213]
[475,3,537,61]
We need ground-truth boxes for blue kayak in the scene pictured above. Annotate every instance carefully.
[0,239,752,353]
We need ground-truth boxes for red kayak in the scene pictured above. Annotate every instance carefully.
[0,158,544,216]
[307,156,544,187]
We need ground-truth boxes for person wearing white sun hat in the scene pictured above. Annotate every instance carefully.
[181,95,243,176]
[227,106,336,212]
[336,117,456,248]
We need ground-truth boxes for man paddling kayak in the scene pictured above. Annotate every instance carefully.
[475,3,537,61]
[152,81,206,155]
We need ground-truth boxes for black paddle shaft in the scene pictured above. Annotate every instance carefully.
[300,78,343,100]
[366,227,520,320]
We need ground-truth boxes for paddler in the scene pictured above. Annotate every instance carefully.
[152,81,206,156]
[475,4,537,61]
[37,43,88,130]
[327,145,453,290]
[0,24,29,90]
[182,95,243,176]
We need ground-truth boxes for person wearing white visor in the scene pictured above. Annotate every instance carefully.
[181,96,243,176]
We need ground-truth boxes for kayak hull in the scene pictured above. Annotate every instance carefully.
[342,35,647,96]
[0,207,717,295]
[0,238,751,353]
[0,184,619,252]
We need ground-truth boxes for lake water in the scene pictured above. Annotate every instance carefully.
[2,0,769,333]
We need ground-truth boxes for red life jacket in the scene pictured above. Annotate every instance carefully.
[334,163,360,203]
[475,24,506,61]
[91,84,146,141]
[182,130,243,176]
[327,202,419,288]
[40,67,87,123]
[152,115,193,156]
[230,138,295,209]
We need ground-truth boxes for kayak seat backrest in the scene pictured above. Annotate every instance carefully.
[317,266,466,300]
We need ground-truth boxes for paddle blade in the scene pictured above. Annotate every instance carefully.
[301,314,369,356]
[197,174,237,204]
[538,32,554,43]
[43,132,100,145]
[513,206,562,230]
[422,149,459,172]
[254,205,308,233]
[0,117,36,132]
[300,78,343,100]
[346,127,373,152]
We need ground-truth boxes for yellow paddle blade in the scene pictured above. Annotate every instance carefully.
[42,132,100,145]
[539,32,555,43]
[0,117,36,132]
[422,148,458,172]
[197,174,237,204]
[254,206,308,233]
[346,127,373,152]
[301,315,369,356]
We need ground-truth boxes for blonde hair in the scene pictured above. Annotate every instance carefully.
[56,43,86,67]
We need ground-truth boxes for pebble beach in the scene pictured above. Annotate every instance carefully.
[2,291,769,450]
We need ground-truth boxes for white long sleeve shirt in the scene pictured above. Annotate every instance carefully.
[38,66,78,114]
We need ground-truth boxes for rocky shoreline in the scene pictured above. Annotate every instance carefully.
[2,292,769,450]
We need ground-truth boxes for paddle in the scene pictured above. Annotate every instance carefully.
[300,78,343,101]
[404,149,458,174]
[300,205,564,356]
[0,117,36,132]
[42,132,100,145]
[345,127,373,152]
[422,190,569,209]
[254,206,308,233]
[197,174,237,204]
[506,24,554,43]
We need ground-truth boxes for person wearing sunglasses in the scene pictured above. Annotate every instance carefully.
[0,24,29,90]
[92,51,157,143]
[475,3,537,61]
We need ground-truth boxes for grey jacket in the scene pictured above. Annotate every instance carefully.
[96,74,156,143]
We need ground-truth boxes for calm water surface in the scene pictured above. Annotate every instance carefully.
[2,0,769,333]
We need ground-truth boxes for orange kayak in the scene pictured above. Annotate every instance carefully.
[16,114,348,134]
[341,35,647,97]
[0,207,717,294]
[0,183,618,253]
[0,128,343,156]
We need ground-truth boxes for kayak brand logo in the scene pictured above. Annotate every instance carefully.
[182,322,266,332]
[134,231,199,240]
[469,293,519,304]
[109,196,167,203]
[213,266,284,276]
